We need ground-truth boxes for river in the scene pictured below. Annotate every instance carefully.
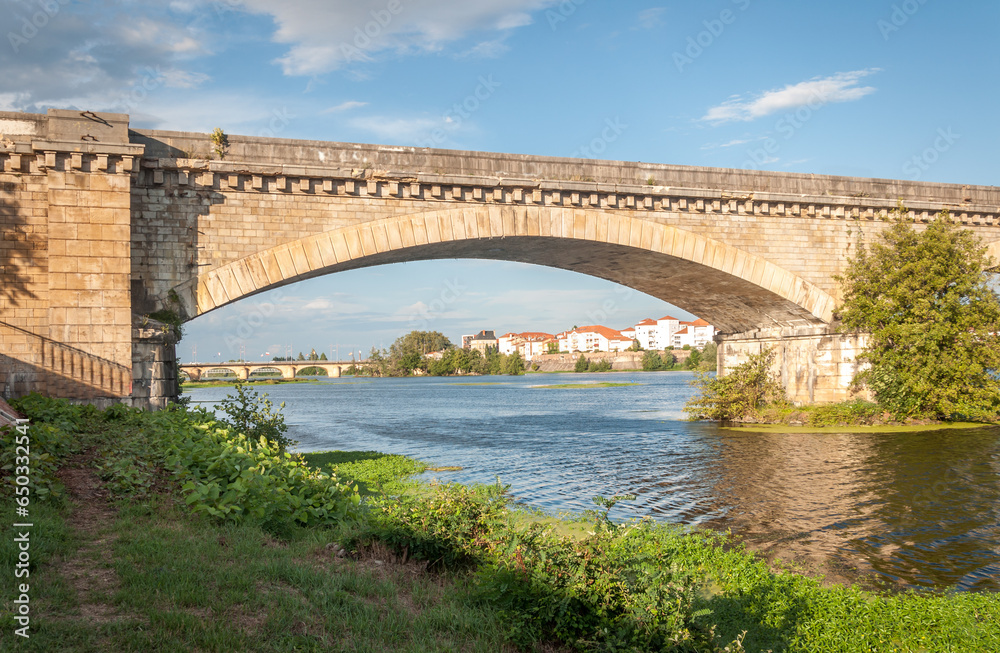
[184,372,1000,593]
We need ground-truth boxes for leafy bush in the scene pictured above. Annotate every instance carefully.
[589,358,613,372]
[7,396,362,532]
[684,348,787,422]
[806,399,883,427]
[1,394,93,504]
[574,354,589,373]
[216,382,294,452]
[642,350,666,371]
[356,481,728,650]
[91,406,363,530]
[11,392,95,434]
[168,422,361,529]
[476,521,722,651]
[700,342,718,372]
[361,481,511,568]
[303,450,427,495]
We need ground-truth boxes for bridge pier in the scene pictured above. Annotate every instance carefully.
[281,367,296,379]
[718,325,869,405]
[131,321,179,410]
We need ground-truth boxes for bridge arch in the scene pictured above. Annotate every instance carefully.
[170,206,837,334]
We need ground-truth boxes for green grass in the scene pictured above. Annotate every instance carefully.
[722,421,988,434]
[2,496,515,652]
[300,450,427,495]
[4,399,1000,652]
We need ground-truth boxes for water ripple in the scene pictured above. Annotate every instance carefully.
[188,374,1000,592]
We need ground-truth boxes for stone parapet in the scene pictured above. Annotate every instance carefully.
[132,128,1000,207]
[128,155,999,227]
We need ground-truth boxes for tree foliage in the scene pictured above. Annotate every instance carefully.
[700,342,718,372]
[684,348,787,422]
[503,351,525,375]
[836,210,1000,420]
[642,350,674,371]
[390,331,453,359]
[216,382,294,452]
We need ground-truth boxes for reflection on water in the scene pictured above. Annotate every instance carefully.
[186,374,1000,592]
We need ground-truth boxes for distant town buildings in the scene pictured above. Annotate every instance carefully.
[462,318,715,361]
[464,330,498,354]
[558,326,632,354]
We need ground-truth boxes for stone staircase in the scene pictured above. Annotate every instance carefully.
[0,321,130,401]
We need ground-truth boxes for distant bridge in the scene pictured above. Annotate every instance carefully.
[180,361,367,381]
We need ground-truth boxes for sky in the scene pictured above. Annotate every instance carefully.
[2,0,997,362]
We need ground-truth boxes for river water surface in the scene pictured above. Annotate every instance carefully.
[185,372,1000,593]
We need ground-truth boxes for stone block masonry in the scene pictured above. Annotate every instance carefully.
[0,109,169,407]
[2,108,1000,407]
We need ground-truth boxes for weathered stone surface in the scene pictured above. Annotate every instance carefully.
[718,326,870,405]
[2,109,1000,406]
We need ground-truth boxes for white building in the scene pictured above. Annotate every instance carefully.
[670,319,715,349]
[497,333,524,356]
[560,326,632,353]
[515,332,555,360]
[652,315,681,350]
[633,319,658,349]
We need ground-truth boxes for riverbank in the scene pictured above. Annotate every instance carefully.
[4,397,999,651]
[712,398,996,431]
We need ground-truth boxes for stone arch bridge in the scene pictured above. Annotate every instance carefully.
[2,109,999,408]
[180,361,362,381]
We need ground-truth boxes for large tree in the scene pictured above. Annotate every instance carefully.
[836,210,1000,420]
[389,331,452,360]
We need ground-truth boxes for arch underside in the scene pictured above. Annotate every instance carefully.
[177,208,837,335]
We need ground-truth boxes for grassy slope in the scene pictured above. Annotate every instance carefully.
[3,404,998,652]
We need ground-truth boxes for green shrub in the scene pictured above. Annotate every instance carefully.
[356,481,726,650]
[590,358,613,372]
[2,394,92,504]
[684,348,787,422]
[168,421,361,529]
[806,399,883,426]
[216,381,294,452]
[574,354,589,373]
[361,481,511,568]
[476,521,721,651]
[642,350,665,371]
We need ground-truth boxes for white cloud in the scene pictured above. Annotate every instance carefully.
[637,7,666,29]
[235,0,557,75]
[701,137,761,150]
[160,69,211,88]
[302,299,335,311]
[702,69,879,124]
[459,38,509,59]
[322,100,368,113]
[347,115,451,145]
[0,2,210,112]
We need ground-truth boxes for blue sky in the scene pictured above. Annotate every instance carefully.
[2,0,997,362]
